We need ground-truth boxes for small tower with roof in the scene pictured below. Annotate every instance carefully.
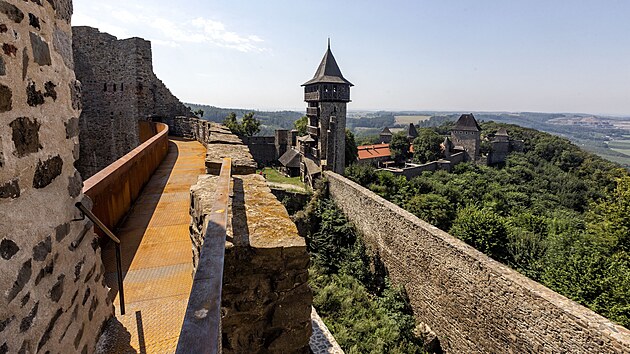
[379,127,393,143]
[302,40,353,175]
[451,113,481,161]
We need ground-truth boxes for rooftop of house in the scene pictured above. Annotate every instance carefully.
[453,113,481,132]
[358,143,391,160]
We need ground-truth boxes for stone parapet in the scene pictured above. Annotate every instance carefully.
[325,171,630,353]
[189,172,312,353]
[205,143,257,175]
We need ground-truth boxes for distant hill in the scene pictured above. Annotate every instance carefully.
[185,103,303,136]
[185,103,630,168]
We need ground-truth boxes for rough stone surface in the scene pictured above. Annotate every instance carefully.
[32,235,51,261]
[0,84,11,112]
[32,155,63,188]
[0,179,20,198]
[205,143,257,175]
[72,26,191,178]
[0,239,19,259]
[310,307,344,354]
[189,171,312,353]
[26,81,44,106]
[0,1,23,23]
[29,31,51,65]
[0,2,113,353]
[325,171,630,353]
[10,117,41,157]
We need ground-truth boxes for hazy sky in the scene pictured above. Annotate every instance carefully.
[73,1,630,115]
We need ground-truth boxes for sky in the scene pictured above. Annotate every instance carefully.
[72,0,630,115]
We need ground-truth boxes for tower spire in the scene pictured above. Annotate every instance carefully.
[327,37,330,50]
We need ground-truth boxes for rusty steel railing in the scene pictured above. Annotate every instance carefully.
[75,202,126,315]
[83,122,169,238]
[176,158,232,354]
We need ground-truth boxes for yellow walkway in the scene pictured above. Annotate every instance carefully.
[102,138,206,353]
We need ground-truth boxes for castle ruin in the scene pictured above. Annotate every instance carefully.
[72,26,191,178]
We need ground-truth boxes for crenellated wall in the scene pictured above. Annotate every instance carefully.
[0,1,112,352]
[72,26,191,179]
[326,171,630,353]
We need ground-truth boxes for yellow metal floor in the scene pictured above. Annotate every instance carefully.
[102,138,206,353]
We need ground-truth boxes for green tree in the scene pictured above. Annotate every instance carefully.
[389,132,410,164]
[412,129,443,163]
[240,112,261,137]
[223,112,240,134]
[405,193,454,230]
[193,108,204,118]
[223,112,261,137]
[450,205,509,261]
[345,129,358,166]
[294,116,308,136]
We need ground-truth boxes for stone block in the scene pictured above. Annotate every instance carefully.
[205,143,257,175]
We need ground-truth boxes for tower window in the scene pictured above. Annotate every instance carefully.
[103,83,107,92]
[113,84,117,92]
[121,83,124,91]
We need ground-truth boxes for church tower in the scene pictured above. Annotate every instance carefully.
[302,41,353,175]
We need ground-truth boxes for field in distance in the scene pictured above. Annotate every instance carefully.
[394,115,431,125]
[607,136,630,157]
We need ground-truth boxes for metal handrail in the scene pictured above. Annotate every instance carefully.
[75,202,126,315]
[176,157,232,354]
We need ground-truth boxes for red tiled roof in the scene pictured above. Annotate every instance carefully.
[357,144,391,160]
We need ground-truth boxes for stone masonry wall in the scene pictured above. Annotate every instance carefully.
[0,1,113,353]
[188,127,311,353]
[72,26,191,179]
[325,171,630,353]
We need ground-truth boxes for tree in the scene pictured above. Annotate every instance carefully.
[240,112,261,137]
[345,129,358,166]
[405,193,454,230]
[294,116,308,136]
[193,108,204,118]
[223,112,239,134]
[411,129,443,163]
[450,205,509,261]
[389,132,410,164]
[223,112,261,137]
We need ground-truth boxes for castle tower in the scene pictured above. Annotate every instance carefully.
[451,113,481,161]
[302,41,353,174]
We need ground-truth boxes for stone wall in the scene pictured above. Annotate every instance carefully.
[325,171,630,353]
[187,127,311,353]
[72,26,191,178]
[0,1,113,352]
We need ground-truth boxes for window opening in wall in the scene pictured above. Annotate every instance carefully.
[121,83,124,91]
[103,83,107,92]
[113,84,117,92]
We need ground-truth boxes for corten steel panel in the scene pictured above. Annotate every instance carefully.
[83,122,170,236]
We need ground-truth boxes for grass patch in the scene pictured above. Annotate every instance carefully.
[257,167,305,188]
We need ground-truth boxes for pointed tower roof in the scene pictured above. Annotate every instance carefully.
[380,127,392,136]
[495,127,509,136]
[407,123,418,139]
[302,41,353,86]
[453,113,481,132]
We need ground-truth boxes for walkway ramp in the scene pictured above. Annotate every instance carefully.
[101,138,206,353]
